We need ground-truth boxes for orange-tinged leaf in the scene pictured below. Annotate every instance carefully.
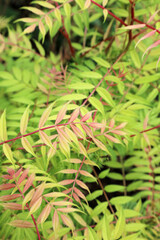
[55,104,68,125]
[59,135,70,158]
[0,183,15,190]
[143,39,160,58]
[21,137,36,156]
[103,0,108,7]
[45,15,52,33]
[47,141,57,161]
[18,18,38,23]
[74,187,87,202]
[54,8,61,23]
[64,127,78,146]
[70,124,85,139]
[81,124,93,138]
[143,133,150,146]
[105,134,121,143]
[81,112,93,122]
[92,138,109,153]
[20,106,29,134]
[79,170,95,180]
[1,174,12,180]
[10,220,34,228]
[17,169,29,185]
[44,192,68,198]
[84,0,91,9]
[57,207,78,213]
[135,30,156,48]
[147,10,160,23]
[23,173,35,193]
[39,20,46,38]
[88,122,104,129]
[52,210,59,231]
[79,141,88,157]
[39,103,53,128]
[3,143,15,164]
[30,182,45,207]
[40,130,55,149]
[61,214,75,230]
[63,188,72,195]
[59,179,74,185]
[110,130,126,135]
[23,24,36,34]
[37,204,52,224]
[115,122,127,130]
[22,189,35,209]
[143,112,149,130]
[67,158,82,164]
[0,194,21,201]
[15,168,23,178]
[101,119,106,134]
[7,168,15,176]
[73,213,87,227]
[109,119,115,128]
[59,169,77,174]
[1,203,27,210]
[103,9,108,22]
[124,24,145,30]
[76,180,90,192]
[68,108,79,123]
[73,193,81,204]
[22,6,44,15]
[56,127,70,143]
[32,1,55,9]
[51,201,74,206]
[29,197,42,215]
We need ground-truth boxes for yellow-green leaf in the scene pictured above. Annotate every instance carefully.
[0,110,7,141]
[39,103,54,128]
[21,137,36,157]
[29,197,42,215]
[20,106,29,134]
[3,143,15,164]
[54,8,61,23]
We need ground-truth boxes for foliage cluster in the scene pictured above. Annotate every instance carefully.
[0,0,160,239]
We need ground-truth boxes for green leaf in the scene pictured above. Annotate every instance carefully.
[86,190,103,201]
[79,71,102,79]
[110,196,132,205]
[91,202,108,217]
[21,137,36,157]
[113,207,125,239]
[20,106,29,135]
[96,87,115,107]
[105,185,125,193]
[125,223,146,232]
[93,57,110,68]
[68,82,94,90]
[33,40,45,56]
[64,3,71,18]
[135,73,160,84]
[3,143,15,164]
[88,97,104,115]
[102,214,111,240]
[32,1,54,9]
[0,110,7,141]
[58,94,87,101]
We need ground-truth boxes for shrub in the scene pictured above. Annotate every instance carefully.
[0,0,160,239]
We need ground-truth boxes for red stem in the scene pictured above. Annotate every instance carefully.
[91,0,128,26]
[130,124,160,137]
[16,182,41,240]
[134,18,160,34]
